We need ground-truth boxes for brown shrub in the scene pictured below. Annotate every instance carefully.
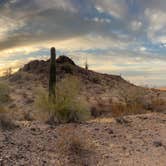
[0,106,17,130]
[111,102,146,118]
[0,81,10,104]
[57,125,96,166]
[90,106,102,117]
[150,98,166,112]
[92,76,101,84]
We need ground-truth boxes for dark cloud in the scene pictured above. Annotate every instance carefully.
[0,0,166,52]
[0,2,133,51]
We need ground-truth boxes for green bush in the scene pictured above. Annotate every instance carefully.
[0,82,10,104]
[35,76,90,123]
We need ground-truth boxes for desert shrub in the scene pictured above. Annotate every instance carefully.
[23,111,34,121]
[0,82,16,130]
[110,87,148,117]
[0,106,17,130]
[57,125,96,165]
[35,76,90,123]
[150,98,166,112]
[90,106,102,117]
[61,63,74,74]
[0,81,10,104]
[111,87,166,117]
[92,76,100,84]
[111,102,146,117]
[90,104,111,117]
[119,87,146,106]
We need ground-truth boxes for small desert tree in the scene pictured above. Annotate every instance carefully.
[85,56,89,70]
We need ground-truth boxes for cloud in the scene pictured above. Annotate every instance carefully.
[0,15,25,40]
[95,0,128,18]
[130,21,142,31]
[145,8,166,44]
[0,2,133,52]
[0,0,166,86]
[0,0,140,52]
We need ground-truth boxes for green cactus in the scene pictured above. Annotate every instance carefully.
[49,47,56,97]
[85,55,88,71]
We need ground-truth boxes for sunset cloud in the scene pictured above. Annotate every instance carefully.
[0,0,166,86]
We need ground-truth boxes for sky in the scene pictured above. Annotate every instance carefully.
[0,0,166,87]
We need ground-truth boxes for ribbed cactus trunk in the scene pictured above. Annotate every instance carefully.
[49,47,56,97]
[85,56,88,71]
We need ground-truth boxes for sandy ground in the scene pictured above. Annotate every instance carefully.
[0,112,166,166]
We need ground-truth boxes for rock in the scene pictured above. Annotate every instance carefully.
[153,141,163,147]
[9,104,17,109]
[105,128,114,134]
[116,117,129,125]
[139,116,148,120]
[25,98,34,104]
[56,56,75,65]
[94,128,99,131]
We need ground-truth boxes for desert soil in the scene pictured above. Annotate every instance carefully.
[0,112,166,166]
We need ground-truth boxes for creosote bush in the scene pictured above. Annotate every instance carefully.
[35,76,90,123]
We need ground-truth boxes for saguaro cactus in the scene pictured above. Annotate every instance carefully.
[49,47,56,97]
[85,56,88,71]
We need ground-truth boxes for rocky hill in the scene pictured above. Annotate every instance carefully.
[6,55,166,118]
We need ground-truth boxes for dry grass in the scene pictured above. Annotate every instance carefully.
[111,102,146,118]
[110,89,166,117]
[57,125,96,166]
[109,87,148,117]
[150,98,166,112]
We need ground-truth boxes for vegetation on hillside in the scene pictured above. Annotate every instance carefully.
[35,76,90,123]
